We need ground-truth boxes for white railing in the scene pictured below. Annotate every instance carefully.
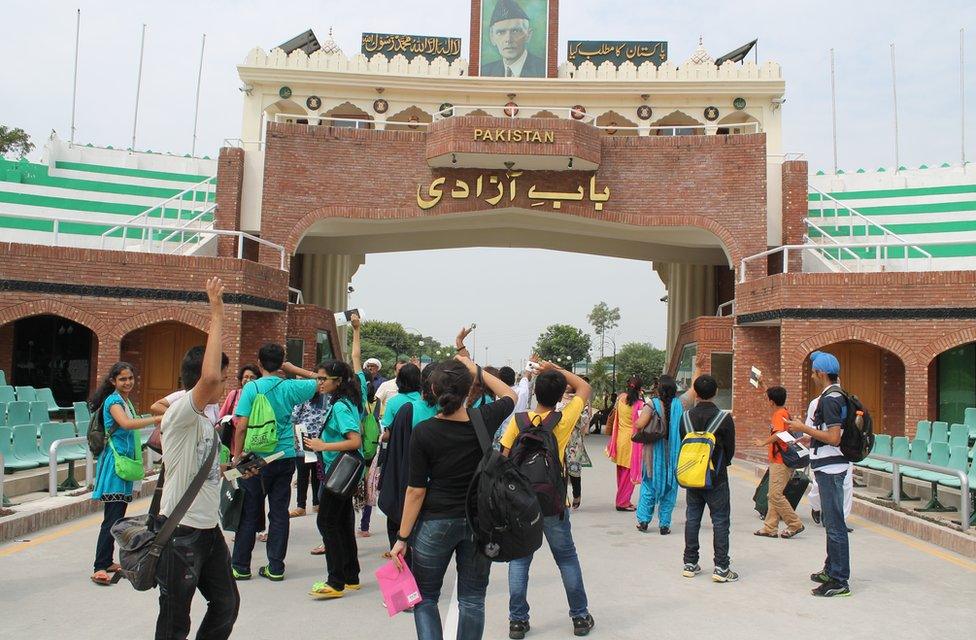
[222,138,265,150]
[735,238,976,282]
[48,437,94,497]
[99,176,217,248]
[288,287,304,304]
[716,300,735,316]
[3,211,288,271]
[272,108,762,136]
[807,185,931,266]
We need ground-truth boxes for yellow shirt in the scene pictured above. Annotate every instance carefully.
[499,396,586,465]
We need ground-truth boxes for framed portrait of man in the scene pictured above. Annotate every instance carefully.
[480,0,549,78]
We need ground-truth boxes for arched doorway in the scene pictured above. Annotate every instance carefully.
[804,341,905,435]
[9,315,97,406]
[120,322,206,412]
[931,341,975,425]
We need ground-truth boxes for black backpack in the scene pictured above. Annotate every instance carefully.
[832,388,874,463]
[510,411,566,518]
[465,407,543,562]
[87,401,112,456]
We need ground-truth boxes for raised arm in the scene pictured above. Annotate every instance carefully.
[350,313,362,372]
[454,326,515,403]
[191,278,225,411]
[544,360,592,404]
[108,404,161,430]
[282,361,318,380]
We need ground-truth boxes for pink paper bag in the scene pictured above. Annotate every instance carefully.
[374,559,423,616]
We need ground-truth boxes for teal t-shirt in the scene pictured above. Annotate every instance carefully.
[380,391,421,429]
[319,397,362,468]
[356,371,370,417]
[471,394,494,409]
[409,399,440,428]
[235,375,318,459]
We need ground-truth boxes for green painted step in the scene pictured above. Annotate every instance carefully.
[54,160,212,184]
[814,243,976,259]
[0,191,213,222]
[0,215,203,242]
[808,183,976,202]
[810,200,976,217]
[808,219,976,237]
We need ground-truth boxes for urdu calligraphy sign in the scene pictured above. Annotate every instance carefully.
[361,32,462,62]
[567,40,668,67]
[417,171,610,212]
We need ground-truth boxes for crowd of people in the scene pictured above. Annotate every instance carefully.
[84,281,856,640]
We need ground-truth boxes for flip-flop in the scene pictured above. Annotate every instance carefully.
[90,571,112,586]
[615,505,636,512]
[780,525,805,539]
[754,529,779,538]
[310,545,326,555]
[106,563,121,573]
[572,497,581,510]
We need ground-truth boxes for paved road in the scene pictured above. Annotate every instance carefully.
[2,435,974,639]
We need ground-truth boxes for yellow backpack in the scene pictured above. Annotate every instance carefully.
[676,410,729,490]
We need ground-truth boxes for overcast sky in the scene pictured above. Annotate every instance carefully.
[3,1,975,366]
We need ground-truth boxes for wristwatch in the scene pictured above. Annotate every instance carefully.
[396,532,411,542]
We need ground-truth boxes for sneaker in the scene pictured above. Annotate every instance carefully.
[812,580,851,597]
[712,567,739,583]
[232,568,251,581]
[811,509,821,525]
[810,570,831,584]
[682,563,701,578]
[636,521,649,533]
[509,620,530,639]
[572,614,595,637]
[309,582,345,599]
[659,526,671,535]
[258,566,284,582]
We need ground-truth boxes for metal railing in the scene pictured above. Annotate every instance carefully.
[100,176,217,247]
[3,210,288,271]
[222,138,265,150]
[716,300,735,316]
[47,437,94,497]
[0,451,5,508]
[288,287,304,304]
[736,237,971,282]
[870,453,971,531]
[271,109,762,136]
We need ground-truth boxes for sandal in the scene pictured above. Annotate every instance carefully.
[753,529,779,538]
[780,525,805,539]
[310,545,326,555]
[615,505,636,512]
[258,533,268,542]
[572,497,581,510]
[106,563,121,573]
[289,508,306,518]
[90,571,112,586]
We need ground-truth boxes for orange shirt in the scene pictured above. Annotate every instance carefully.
[768,407,791,463]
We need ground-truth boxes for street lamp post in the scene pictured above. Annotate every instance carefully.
[609,336,618,390]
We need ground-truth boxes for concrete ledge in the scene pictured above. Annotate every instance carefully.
[0,474,159,544]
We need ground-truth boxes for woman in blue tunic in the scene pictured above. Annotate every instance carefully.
[89,362,161,585]
[636,375,683,535]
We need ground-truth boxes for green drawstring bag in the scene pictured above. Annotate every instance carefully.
[110,429,145,481]
[244,380,283,454]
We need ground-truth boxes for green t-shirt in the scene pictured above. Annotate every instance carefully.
[319,398,362,468]
[409,399,440,428]
[235,376,318,459]
[380,391,421,429]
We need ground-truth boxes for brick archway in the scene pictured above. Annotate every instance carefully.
[108,307,211,344]
[792,325,918,370]
[921,326,976,365]
[0,299,108,337]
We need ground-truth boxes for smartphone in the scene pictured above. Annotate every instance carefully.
[525,360,541,372]
[469,323,477,330]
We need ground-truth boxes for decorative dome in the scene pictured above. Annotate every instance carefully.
[684,36,714,66]
[321,26,343,56]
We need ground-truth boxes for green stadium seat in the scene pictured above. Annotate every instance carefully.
[0,426,35,470]
[937,446,972,489]
[11,424,44,466]
[965,407,976,427]
[57,423,86,460]
[73,402,91,424]
[931,421,949,445]
[6,401,30,428]
[39,422,70,463]
[0,386,15,404]
[0,370,5,386]
[948,424,968,449]
[915,421,931,443]
[0,402,6,428]
[862,434,891,470]
[28,401,48,427]
[15,386,36,403]
[891,436,910,460]
[902,438,930,479]
[74,419,89,438]
[35,388,70,414]
[916,442,956,512]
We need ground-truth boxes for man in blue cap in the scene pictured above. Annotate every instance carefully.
[482,0,546,78]
[790,351,853,597]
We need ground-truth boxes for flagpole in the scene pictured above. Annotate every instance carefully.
[962,28,967,166]
[131,24,147,152]
[891,43,900,173]
[69,9,81,146]
[191,33,206,157]
[830,48,838,175]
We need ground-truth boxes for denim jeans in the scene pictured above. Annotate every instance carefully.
[93,500,127,571]
[508,512,589,622]
[814,470,850,585]
[317,490,360,590]
[155,526,240,640]
[683,481,731,568]
[232,456,295,575]
[411,517,491,640]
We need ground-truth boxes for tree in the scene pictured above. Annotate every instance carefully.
[588,302,621,359]
[614,342,667,387]
[532,324,591,365]
[350,320,447,375]
[0,125,34,158]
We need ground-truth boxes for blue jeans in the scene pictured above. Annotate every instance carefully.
[232,457,295,575]
[636,473,678,527]
[683,481,731,568]
[814,470,850,585]
[412,517,492,640]
[508,512,589,622]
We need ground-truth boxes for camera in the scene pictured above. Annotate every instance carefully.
[347,285,355,293]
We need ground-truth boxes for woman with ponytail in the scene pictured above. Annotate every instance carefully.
[390,327,517,640]
[636,375,684,534]
[302,359,364,599]
[606,376,644,511]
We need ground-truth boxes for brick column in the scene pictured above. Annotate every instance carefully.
[733,325,783,457]
[468,0,482,76]
[547,0,559,78]
[781,159,809,274]
[215,147,245,258]
[904,362,928,439]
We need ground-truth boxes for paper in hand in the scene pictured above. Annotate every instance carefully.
[334,308,364,326]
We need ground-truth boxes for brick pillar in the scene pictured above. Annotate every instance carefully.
[468,0,482,77]
[732,325,782,457]
[782,160,809,274]
[904,361,928,439]
[215,147,245,258]
[547,0,559,78]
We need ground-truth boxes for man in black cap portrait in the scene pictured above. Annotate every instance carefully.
[481,0,546,78]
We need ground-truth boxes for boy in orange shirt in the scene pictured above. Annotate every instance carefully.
[753,386,804,538]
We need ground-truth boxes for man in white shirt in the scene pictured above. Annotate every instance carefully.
[493,365,533,445]
[375,358,409,420]
[155,278,240,639]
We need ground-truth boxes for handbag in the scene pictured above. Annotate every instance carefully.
[632,402,667,445]
[322,451,366,499]
[110,434,219,591]
[109,429,145,481]
[219,479,245,532]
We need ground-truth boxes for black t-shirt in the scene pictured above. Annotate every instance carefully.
[408,396,515,519]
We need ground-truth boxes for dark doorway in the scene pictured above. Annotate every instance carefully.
[12,315,96,406]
